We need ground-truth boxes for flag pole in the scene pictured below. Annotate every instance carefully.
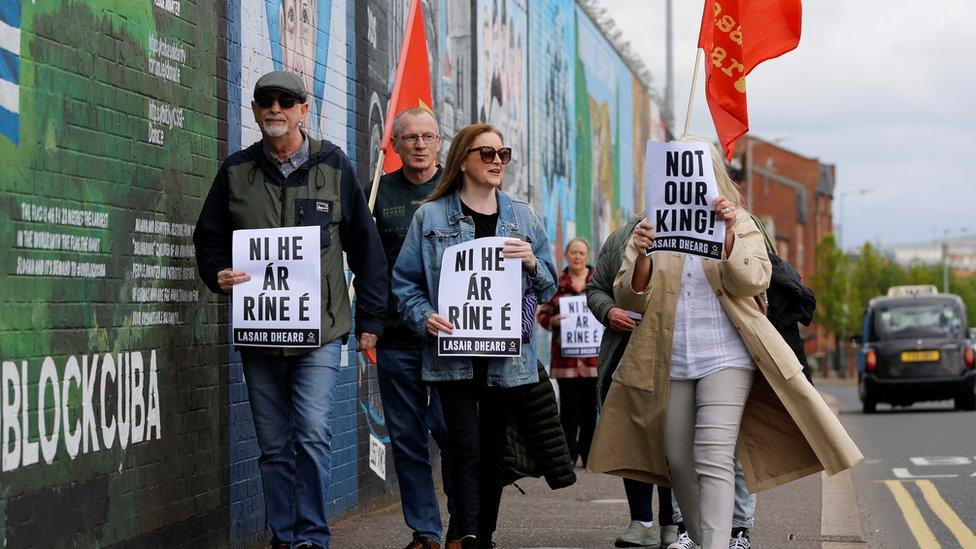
[681,48,703,137]
[367,148,386,213]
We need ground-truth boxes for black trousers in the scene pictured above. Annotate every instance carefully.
[435,365,516,541]
[556,377,597,466]
[624,478,674,524]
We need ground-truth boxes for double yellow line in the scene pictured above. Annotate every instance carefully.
[884,480,976,548]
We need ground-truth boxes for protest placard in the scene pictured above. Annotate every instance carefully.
[437,237,522,357]
[644,141,725,259]
[231,226,321,347]
[558,295,603,357]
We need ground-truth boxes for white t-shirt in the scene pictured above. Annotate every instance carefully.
[670,256,755,380]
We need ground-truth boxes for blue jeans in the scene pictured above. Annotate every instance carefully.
[672,453,756,529]
[377,348,453,542]
[241,340,342,548]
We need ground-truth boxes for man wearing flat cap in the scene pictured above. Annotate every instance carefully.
[193,70,387,549]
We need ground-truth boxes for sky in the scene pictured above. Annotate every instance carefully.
[599,0,975,250]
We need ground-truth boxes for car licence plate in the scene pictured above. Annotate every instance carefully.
[901,350,940,362]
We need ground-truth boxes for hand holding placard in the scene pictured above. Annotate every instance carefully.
[644,141,726,260]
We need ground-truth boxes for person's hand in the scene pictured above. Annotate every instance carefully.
[550,314,567,327]
[217,268,251,293]
[632,219,655,253]
[426,313,455,338]
[503,238,537,273]
[358,332,377,351]
[607,307,637,332]
[714,195,737,226]
[714,196,737,254]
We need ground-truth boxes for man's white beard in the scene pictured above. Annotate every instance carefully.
[261,120,288,138]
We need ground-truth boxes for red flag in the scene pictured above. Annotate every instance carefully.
[380,0,434,174]
[698,0,802,159]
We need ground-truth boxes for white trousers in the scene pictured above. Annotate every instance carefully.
[666,367,753,549]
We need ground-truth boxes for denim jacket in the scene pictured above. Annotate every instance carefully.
[392,190,557,387]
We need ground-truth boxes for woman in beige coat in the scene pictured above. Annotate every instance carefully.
[587,139,861,549]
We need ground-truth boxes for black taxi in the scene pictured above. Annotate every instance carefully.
[855,285,976,413]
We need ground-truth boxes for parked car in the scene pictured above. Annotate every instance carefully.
[855,285,976,413]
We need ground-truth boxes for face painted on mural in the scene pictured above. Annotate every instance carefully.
[462,131,506,190]
[281,0,317,98]
[392,111,442,173]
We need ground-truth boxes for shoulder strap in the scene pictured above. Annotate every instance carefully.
[750,214,777,256]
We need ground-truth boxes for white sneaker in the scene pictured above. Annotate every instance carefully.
[666,531,699,549]
[728,531,751,549]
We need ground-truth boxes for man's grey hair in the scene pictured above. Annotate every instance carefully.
[391,107,439,137]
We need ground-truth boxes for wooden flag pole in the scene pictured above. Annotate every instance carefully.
[367,148,386,213]
[682,48,703,137]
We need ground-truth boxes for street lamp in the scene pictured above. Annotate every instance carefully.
[837,187,875,250]
[941,226,974,293]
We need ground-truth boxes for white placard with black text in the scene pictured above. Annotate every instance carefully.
[645,140,726,259]
[558,295,603,357]
[437,237,522,357]
[232,226,321,347]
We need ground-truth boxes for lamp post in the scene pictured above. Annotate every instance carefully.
[941,227,974,293]
[837,187,875,250]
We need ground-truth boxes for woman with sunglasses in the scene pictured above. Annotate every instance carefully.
[393,123,557,549]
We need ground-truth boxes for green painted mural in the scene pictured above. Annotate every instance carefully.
[0,0,223,544]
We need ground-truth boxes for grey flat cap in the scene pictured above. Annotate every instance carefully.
[254,70,308,101]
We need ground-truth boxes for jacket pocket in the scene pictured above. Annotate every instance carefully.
[423,227,460,271]
[609,337,656,393]
[748,317,803,380]
[295,198,334,248]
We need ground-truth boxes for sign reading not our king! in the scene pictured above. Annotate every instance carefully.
[232,226,321,347]
[645,140,726,260]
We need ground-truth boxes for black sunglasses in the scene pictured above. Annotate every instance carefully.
[466,146,512,165]
[255,94,302,109]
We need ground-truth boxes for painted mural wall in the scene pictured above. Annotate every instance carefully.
[0,0,664,545]
[0,0,225,545]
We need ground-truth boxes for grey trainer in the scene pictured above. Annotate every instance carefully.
[660,524,680,548]
[615,521,662,548]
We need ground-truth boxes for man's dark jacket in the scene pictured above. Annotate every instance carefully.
[193,138,387,354]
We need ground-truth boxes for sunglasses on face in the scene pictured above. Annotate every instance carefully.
[466,146,512,165]
[255,94,302,109]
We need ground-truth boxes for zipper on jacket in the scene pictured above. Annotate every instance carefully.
[325,274,335,327]
[279,178,287,227]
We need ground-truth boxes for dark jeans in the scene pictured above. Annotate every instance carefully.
[240,340,342,548]
[435,366,515,542]
[556,377,597,466]
[624,478,674,525]
[377,348,454,542]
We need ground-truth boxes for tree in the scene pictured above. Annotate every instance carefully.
[810,234,849,372]
[848,242,902,336]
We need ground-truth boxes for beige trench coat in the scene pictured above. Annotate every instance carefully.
[587,214,862,492]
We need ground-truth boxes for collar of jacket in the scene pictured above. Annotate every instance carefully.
[246,137,338,185]
[558,266,594,292]
[446,189,519,232]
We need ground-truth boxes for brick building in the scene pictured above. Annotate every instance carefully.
[732,135,836,368]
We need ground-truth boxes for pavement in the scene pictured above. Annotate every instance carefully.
[331,380,866,548]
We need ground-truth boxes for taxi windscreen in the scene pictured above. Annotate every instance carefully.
[874,301,963,339]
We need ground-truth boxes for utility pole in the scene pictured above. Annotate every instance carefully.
[943,230,950,293]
